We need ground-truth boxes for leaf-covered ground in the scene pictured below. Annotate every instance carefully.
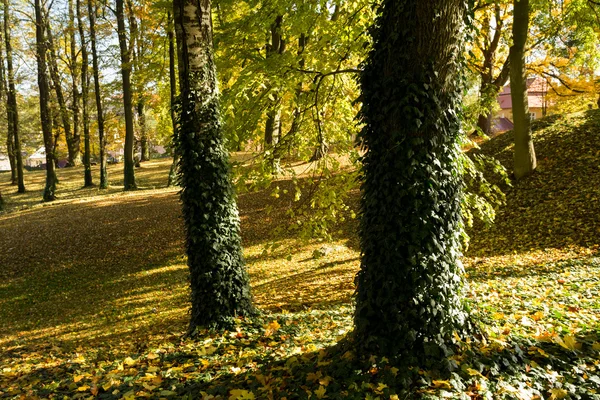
[1,111,599,399]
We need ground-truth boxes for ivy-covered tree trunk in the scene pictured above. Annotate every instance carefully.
[3,0,25,193]
[116,0,136,190]
[510,0,536,179]
[173,0,254,332]
[35,0,57,201]
[354,0,469,366]
[78,0,93,187]
[88,0,107,188]
[167,11,179,187]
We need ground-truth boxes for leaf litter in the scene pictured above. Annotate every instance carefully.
[1,111,600,398]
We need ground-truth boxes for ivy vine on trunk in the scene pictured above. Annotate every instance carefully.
[354,0,470,368]
[173,0,255,332]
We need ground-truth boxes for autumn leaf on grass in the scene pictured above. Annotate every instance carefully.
[432,380,452,390]
[264,320,280,337]
[554,335,581,351]
[229,389,255,399]
[549,388,569,400]
[314,385,327,399]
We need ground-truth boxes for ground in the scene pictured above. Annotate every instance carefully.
[0,111,599,399]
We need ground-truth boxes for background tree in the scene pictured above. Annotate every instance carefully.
[173,0,254,332]
[88,0,107,188]
[166,10,178,187]
[511,0,537,179]
[353,0,469,366]
[77,0,93,187]
[116,0,136,190]
[34,0,57,201]
[3,0,25,193]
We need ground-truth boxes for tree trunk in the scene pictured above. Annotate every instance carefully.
[69,0,82,167]
[45,17,76,167]
[116,0,136,190]
[167,11,179,187]
[173,0,254,332]
[0,21,16,185]
[138,100,150,161]
[88,0,107,188]
[3,0,25,193]
[354,0,469,365]
[510,0,536,179]
[35,0,57,201]
[264,16,284,173]
[77,0,93,187]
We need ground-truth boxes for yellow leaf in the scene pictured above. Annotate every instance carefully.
[432,380,452,390]
[73,375,85,383]
[549,388,569,400]
[146,353,159,360]
[264,320,280,337]
[123,357,137,367]
[77,385,90,392]
[229,389,255,399]
[314,385,327,399]
[319,376,333,386]
[466,368,484,378]
[555,335,581,351]
[592,342,600,351]
[374,383,388,394]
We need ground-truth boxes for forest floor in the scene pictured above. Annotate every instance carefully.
[0,110,599,399]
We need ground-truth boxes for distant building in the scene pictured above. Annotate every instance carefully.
[496,77,550,124]
[26,147,47,168]
[0,154,11,172]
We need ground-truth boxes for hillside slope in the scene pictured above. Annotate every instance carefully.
[468,110,600,259]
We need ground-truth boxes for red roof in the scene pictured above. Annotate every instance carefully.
[498,77,548,109]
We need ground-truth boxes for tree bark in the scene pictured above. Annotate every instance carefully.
[77,0,93,187]
[45,17,76,167]
[510,0,536,179]
[354,0,469,365]
[173,0,254,332]
[68,0,82,167]
[88,0,107,188]
[35,0,57,201]
[0,18,16,185]
[263,16,284,173]
[116,0,136,190]
[167,10,179,187]
[3,0,25,193]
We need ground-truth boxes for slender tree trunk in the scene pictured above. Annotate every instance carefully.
[264,16,284,173]
[69,0,82,167]
[116,0,136,190]
[0,21,16,185]
[3,0,25,193]
[167,11,179,187]
[354,0,468,365]
[510,0,536,179]
[77,0,93,186]
[173,0,254,332]
[138,100,149,161]
[0,188,3,210]
[45,17,75,167]
[88,0,107,188]
[35,0,57,201]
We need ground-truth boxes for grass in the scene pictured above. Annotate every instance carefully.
[0,110,600,399]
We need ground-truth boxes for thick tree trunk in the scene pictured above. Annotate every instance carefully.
[68,0,82,167]
[116,0,136,190]
[45,18,76,167]
[173,0,254,332]
[77,0,93,187]
[88,0,107,188]
[35,0,57,201]
[510,0,536,179]
[354,0,468,365]
[167,11,179,187]
[3,0,25,193]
